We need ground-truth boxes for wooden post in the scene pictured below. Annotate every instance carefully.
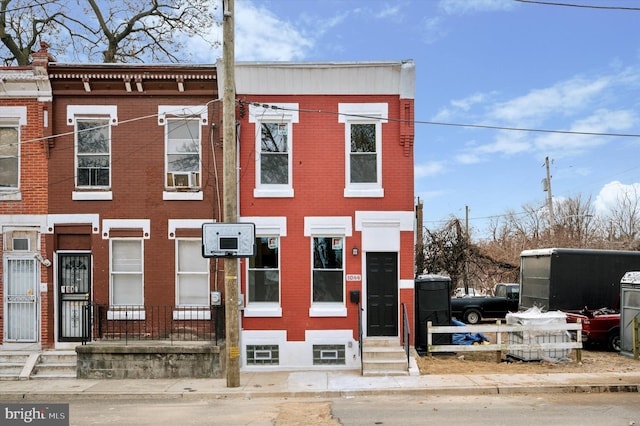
[633,316,639,361]
[222,0,240,388]
[576,318,582,364]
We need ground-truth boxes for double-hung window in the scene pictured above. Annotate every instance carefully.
[110,239,144,307]
[339,103,388,198]
[175,239,209,306]
[76,118,111,188]
[312,237,344,304]
[248,237,280,303]
[0,125,19,189]
[260,123,289,185]
[249,103,298,198]
[165,118,201,190]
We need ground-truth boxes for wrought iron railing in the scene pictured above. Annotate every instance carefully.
[401,302,410,370]
[81,303,225,345]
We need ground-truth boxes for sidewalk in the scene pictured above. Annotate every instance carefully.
[1,369,640,401]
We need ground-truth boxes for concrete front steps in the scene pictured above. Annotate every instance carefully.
[0,352,32,380]
[361,337,410,376]
[0,351,77,380]
[31,351,77,379]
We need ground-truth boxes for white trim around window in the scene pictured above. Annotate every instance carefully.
[338,103,387,198]
[109,238,144,307]
[174,238,210,313]
[249,103,298,198]
[304,216,351,317]
[241,216,287,318]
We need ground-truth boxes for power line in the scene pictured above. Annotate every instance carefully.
[239,100,640,139]
[515,0,640,11]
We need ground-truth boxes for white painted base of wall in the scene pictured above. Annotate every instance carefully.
[240,329,361,371]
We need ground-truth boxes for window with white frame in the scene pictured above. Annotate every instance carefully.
[0,125,19,189]
[312,237,344,303]
[349,123,377,183]
[76,118,111,188]
[110,239,143,306]
[166,118,201,190]
[260,122,289,185]
[249,103,298,197]
[339,103,387,198]
[176,239,209,306]
[248,237,280,303]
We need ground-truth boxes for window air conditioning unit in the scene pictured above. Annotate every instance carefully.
[167,172,199,189]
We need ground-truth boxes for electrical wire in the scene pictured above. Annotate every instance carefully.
[237,100,640,139]
[515,0,640,11]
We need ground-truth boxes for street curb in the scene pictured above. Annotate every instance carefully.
[1,383,638,401]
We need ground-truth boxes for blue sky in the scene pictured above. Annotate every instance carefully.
[201,0,640,238]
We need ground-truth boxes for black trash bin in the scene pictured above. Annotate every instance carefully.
[415,274,452,354]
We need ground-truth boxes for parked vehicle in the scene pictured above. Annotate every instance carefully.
[450,283,519,324]
[565,307,620,352]
[453,287,483,298]
[520,248,640,311]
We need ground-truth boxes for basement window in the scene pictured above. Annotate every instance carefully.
[246,345,279,365]
[313,344,345,365]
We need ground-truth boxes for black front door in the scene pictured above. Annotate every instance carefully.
[58,253,91,342]
[366,252,398,336]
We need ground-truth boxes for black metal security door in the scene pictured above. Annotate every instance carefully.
[58,253,91,342]
[366,252,398,336]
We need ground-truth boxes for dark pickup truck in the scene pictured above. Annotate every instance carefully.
[451,283,519,324]
[565,307,620,352]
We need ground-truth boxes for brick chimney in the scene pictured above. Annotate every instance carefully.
[31,41,55,75]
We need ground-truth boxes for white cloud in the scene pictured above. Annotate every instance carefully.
[450,92,490,111]
[421,16,447,44]
[490,76,611,125]
[434,68,639,162]
[438,0,515,15]
[532,109,635,158]
[415,161,446,178]
[234,1,315,61]
[375,5,401,20]
[594,181,640,215]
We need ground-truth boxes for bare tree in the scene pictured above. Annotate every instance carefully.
[423,218,467,289]
[0,0,218,65]
[0,0,67,65]
[606,186,640,248]
[553,194,595,247]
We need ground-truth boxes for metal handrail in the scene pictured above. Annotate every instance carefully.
[401,302,410,370]
[358,301,363,375]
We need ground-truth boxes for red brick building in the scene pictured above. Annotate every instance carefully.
[231,61,416,370]
[2,55,416,375]
[0,47,53,349]
[44,62,222,348]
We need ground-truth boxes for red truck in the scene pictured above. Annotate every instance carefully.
[565,307,620,352]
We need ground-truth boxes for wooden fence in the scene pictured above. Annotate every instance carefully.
[426,320,583,363]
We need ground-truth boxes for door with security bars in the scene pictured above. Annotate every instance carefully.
[58,253,91,341]
[4,258,38,342]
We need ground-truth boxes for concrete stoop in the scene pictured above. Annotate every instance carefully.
[361,337,410,377]
[0,352,32,381]
[31,351,77,379]
[0,351,77,380]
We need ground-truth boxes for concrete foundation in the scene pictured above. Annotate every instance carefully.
[76,342,224,379]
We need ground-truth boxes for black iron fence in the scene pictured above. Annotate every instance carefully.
[81,303,225,345]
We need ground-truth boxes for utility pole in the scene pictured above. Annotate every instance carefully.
[463,205,469,294]
[544,156,555,230]
[415,198,424,277]
[222,0,240,388]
